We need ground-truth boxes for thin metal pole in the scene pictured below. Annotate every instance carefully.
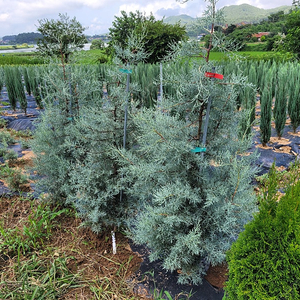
[159,63,163,107]
[123,71,130,149]
[201,67,215,158]
[120,66,130,204]
[68,66,73,119]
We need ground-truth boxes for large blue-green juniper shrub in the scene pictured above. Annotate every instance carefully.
[31,36,149,232]
[114,54,259,284]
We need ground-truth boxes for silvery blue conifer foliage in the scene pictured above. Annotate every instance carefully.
[32,33,149,232]
[114,54,258,284]
[31,1,259,284]
[113,0,259,283]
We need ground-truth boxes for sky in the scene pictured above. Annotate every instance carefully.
[0,0,292,38]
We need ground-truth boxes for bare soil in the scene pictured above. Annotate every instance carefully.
[0,194,144,299]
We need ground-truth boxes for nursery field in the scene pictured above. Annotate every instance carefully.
[1,84,300,299]
[0,47,292,67]
[0,45,34,51]
[1,56,300,299]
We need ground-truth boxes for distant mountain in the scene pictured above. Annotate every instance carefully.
[163,4,292,26]
[222,4,292,25]
[163,14,195,25]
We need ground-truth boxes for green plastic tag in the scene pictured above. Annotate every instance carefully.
[119,68,132,74]
[191,147,206,153]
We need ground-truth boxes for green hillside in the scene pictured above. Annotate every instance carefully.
[164,4,292,26]
[164,14,195,25]
[223,4,292,25]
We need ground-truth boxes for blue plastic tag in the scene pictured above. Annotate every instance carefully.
[191,147,206,153]
[119,68,132,74]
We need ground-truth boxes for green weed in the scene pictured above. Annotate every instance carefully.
[9,128,33,138]
[20,138,31,150]
[0,201,69,256]
[0,163,28,191]
[0,130,16,145]
[144,270,194,300]
[0,118,7,128]
[3,149,18,163]
[0,254,82,299]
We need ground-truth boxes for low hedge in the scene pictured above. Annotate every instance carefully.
[223,163,300,300]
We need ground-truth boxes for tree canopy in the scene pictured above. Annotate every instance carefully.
[284,8,300,58]
[108,10,187,64]
[90,39,105,50]
[36,13,87,63]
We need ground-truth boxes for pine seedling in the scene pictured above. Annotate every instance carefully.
[32,32,148,235]
[13,67,27,114]
[116,57,258,284]
[289,78,300,133]
[4,66,17,111]
[260,71,273,146]
[274,66,288,138]
[27,66,43,109]
[22,66,32,96]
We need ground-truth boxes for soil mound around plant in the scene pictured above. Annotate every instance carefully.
[129,242,225,299]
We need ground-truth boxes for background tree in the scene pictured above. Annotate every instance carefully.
[283,8,300,58]
[225,24,256,50]
[108,10,187,63]
[268,10,285,22]
[224,24,236,35]
[90,39,105,50]
[36,13,87,63]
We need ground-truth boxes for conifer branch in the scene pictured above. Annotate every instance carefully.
[115,149,134,165]
[153,129,166,141]
[231,170,241,203]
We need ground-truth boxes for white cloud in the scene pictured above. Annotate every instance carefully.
[118,0,187,18]
[0,0,292,37]
[0,13,9,22]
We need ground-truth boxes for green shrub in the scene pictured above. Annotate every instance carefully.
[0,131,16,145]
[0,164,28,191]
[223,163,300,300]
[3,149,18,162]
[0,118,7,128]
[243,43,267,52]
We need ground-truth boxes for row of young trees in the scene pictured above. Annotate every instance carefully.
[0,66,44,112]
[2,58,300,146]
[220,59,300,145]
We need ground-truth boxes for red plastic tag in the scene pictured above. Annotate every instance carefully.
[205,72,224,80]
